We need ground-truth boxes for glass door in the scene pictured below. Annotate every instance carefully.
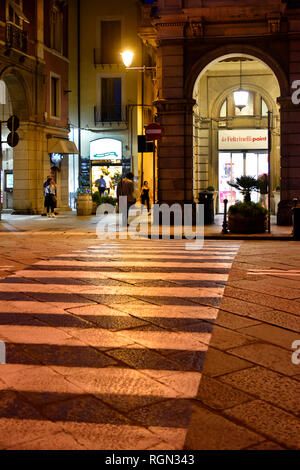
[218,152,244,212]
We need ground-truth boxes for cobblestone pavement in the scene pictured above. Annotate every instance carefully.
[0,237,299,450]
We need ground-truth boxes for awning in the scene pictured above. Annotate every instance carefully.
[48,138,79,154]
[9,0,30,24]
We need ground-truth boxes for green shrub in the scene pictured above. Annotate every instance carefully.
[92,192,117,206]
[228,201,268,217]
[206,186,215,192]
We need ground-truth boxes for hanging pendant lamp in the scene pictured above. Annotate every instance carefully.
[234,60,249,111]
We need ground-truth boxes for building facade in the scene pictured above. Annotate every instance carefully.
[139,0,300,223]
[0,0,74,214]
[68,0,156,205]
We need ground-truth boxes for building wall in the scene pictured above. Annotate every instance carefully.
[0,0,70,214]
[140,0,300,221]
[68,0,146,197]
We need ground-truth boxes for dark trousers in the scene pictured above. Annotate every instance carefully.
[98,188,106,197]
[45,195,55,213]
[141,196,150,212]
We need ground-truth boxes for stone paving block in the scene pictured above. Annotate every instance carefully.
[147,426,187,450]
[40,394,130,426]
[208,325,257,350]
[201,348,253,377]
[211,310,261,330]
[219,366,300,415]
[61,327,136,350]
[219,296,274,316]
[243,309,300,333]
[228,342,300,376]
[184,405,264,450]
[228,279,300,300]
[224,286,300,316]
[224,400,300,449]
[152,371,201,397]
[60,422,162,450]
[1,365,84,406]
[245,440,285,450]
[0,418,66,449]
[194,374,253,410]
[127,398,194,428]
[238,323,300,350]
[6,431,87,450]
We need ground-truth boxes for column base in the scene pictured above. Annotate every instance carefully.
[277,200,294,226]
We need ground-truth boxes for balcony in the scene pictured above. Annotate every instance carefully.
[6,23,27,54]
[94,105,127,126]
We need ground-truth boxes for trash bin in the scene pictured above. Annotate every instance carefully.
[198,191,214,225]
[293,205,300,240]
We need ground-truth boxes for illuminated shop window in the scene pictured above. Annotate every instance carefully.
[0,80,6,105]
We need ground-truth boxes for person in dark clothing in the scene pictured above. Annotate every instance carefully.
[44,178,57,217]
[117,172,136,226]
[140,181,151,213]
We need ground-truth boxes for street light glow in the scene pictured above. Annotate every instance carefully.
[121,50,134,67]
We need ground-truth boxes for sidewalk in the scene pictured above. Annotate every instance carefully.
[0,236,299,449]
[0,211,294,239]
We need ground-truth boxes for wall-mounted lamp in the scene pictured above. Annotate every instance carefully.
[120,50,156,73]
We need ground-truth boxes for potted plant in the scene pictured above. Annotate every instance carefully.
[227,175,268,233]
[228,201,269,233]
[228,175,260,203]
[76,187,93,216]
[92,193,117,214]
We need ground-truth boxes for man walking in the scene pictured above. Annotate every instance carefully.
[95,175,106,197]
[117,172,136,226]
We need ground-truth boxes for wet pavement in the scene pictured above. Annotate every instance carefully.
[0,234,299,450]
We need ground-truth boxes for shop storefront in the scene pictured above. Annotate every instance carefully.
[218,129,269,212]
[90,138,123,198]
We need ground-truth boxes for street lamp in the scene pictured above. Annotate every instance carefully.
[121,50,157,199]
[234,61,249,111]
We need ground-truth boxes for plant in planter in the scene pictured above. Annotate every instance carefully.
[228,201,269,234]
[228,175,260,202]
[206,186,215,192]
[76,187,93,216]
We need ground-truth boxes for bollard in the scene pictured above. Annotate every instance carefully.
[292,198,300,241]
[222,199,228,234]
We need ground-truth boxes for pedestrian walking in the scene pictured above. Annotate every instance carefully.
[117,172,136,226]
[44,177,57,218]
[103,174,113,196]
[139,181,151,213]
[41,175,51,216]
[95,175,106,197]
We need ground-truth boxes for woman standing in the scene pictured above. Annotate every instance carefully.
[44,178,57,218]
[140,181,151,213]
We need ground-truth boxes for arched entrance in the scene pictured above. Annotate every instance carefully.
[191,53,282,215]
[0,68,33,214]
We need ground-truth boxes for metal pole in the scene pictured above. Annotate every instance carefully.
[268,111,272,233]
[0,122,2,220]
[222,198,228,233]
[153,143,155,204]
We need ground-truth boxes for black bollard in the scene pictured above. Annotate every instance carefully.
[222,199,228,234]
[292,198,300,240]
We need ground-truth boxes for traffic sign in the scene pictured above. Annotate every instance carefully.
[7,115,20,132]
[145,123,162,141]
[7,132,19,148]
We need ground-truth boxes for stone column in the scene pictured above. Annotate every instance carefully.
[154,39,195,205]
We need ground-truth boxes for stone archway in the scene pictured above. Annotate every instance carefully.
[0,67,41,213]
[191,54,282,214]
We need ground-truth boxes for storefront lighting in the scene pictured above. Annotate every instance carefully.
[234,60,249,111]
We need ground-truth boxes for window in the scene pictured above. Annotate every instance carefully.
[220,100,227,118]
[8,0,22,28]
[0,80,6,105]
[50,4,63,53]
[101,20,121,64]
[50,75,60,118]
[101,77,122,121]
[262,99,269,117]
